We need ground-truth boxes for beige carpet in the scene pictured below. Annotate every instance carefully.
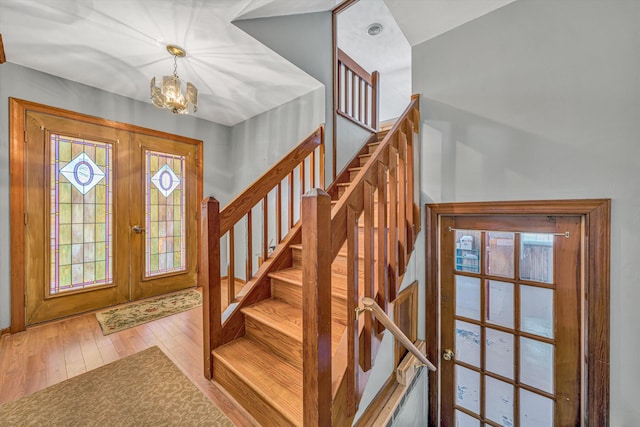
[0,346,235,426]
[96,289,202,335]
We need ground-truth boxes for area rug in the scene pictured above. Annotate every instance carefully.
[96,289,202,335]
[0,346,235,426]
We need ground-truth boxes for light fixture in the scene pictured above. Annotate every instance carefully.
[150,45,198,114]
[367,23,383,36]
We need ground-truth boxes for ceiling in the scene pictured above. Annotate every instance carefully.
[0,0,517,127]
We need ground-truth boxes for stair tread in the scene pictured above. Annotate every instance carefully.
[243,299,346,348]
[269,267,348,296]
[214,337,302,424]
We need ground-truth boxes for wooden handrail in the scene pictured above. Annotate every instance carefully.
[337,48,379,131]
[220,127,323,235]
[301,95,421,420]
[360,297,436,371]
[330,96,419,260]
[201,126,325,379]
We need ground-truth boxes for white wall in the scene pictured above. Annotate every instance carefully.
[229,88,325,195]
[412,0,639,424]
[234,11,334,187]
[0,62,233,329]
[227,88,325,280]
[338,0,411,122]
[336,115,373,174]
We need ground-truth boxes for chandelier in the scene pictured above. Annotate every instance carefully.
[150,45,198,114]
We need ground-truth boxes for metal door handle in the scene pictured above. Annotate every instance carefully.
[443,349,454,361]
[132,225,145,233]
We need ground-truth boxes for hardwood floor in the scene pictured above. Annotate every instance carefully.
[0,296,258,426]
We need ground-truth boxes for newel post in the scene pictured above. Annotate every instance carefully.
[301,189,332,426]
[201,197,221,380]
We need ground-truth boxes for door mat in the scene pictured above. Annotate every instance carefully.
[96,289,202,335]
[0,346,234,426]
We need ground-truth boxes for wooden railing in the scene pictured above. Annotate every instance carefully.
[337,48,379,132]
[200,126,324,379]
[301,95,420,422]
[360,297,436,371]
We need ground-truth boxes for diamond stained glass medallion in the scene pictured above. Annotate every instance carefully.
[59,152,105,195]
[50,134,113,295]
[151,164,180,198]
[145,150,186,277]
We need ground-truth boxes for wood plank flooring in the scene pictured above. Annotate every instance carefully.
[0,294,258,426]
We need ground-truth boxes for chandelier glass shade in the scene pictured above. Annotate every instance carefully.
[150,45,198,114]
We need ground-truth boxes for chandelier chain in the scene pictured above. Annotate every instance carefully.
[172,55,179,78]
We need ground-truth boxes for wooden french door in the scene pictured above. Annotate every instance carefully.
[20,106,199,325]
[439,215,581,426]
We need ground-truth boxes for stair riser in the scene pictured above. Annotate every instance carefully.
[271,279,348,326]
[367,143,380,154]
[271,279,304,308]
[359,155,372,167]
[246,316,303,370]
[213,359,298,427]
[291,248,365,279]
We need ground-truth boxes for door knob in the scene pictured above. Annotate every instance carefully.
[132,225,145,233]
[443,349,454,361]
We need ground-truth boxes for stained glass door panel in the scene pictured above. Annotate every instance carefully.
[129,133,198,301]
[24,112,130,325]
[441,216,581,426]
[50,134,113,294]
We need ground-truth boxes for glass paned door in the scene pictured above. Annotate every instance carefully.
[129,133,198,301]
[25,113,130,324]
[440,216,581,426]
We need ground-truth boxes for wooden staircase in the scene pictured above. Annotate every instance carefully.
[200,96,420,426]
[211,133,387,426]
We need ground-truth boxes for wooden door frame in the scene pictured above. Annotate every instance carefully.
[425,199,610,426]
[9,98,203,333]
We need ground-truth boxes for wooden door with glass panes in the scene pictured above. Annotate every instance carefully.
[440,215,581,426]
[23,110,200,325]
[129,133,198,301]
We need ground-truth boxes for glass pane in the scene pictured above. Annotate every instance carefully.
[455,230,481,273]
[455,365,480,414]
[486,232,514,278]
[485,376,514,427]
[520,285,554,338]
[486,328,514,379]
[520,389,554,427]
[456,276,481,320]
[456,320,480,367]
[520,337,554,394]
[50,134,113,294]
[455,410,480,427]
[486,280,514,328]
[520,233,554,283]
[145,151,186,277]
